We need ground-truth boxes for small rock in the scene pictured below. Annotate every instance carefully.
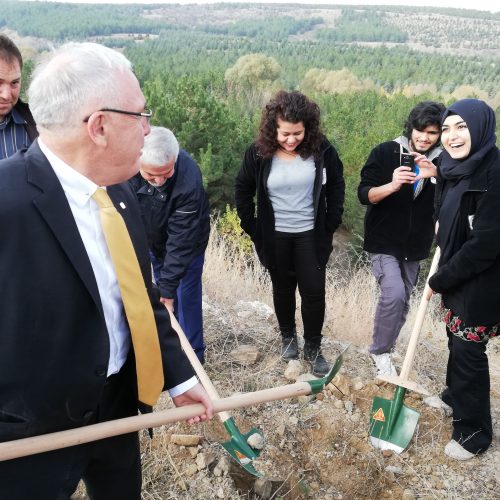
[188,447,199,458]
[382,450,393,458]
[289,416,299,427]
[196,451,216,471]
[350,412,361,423]
[402,488,415,500]
[170,434,203,447]
[334,400,344,409]
[184,463,198,477]
[353,380,364,391]
[254,478,286,499]
[343,400,354,414]
[216,487,225,498]
[284,360,304,380]
[247,432,265,450]
[235,300,274,319]
[213,456,231,477]
[385,466,403,475]
[276,423,286,437]
[229,345,261,364]
[254,478,272,499]
[328,373,351,397]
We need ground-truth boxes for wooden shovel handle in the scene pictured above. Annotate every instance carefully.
[167,310,232,422]
[0,381,312,462]
[399,247,441,381]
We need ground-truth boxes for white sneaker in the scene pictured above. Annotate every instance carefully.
[444,440,475,461]
[423,396,453,417]
[371,353,397,377]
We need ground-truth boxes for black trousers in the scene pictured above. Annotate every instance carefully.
[444,328,492,454]
[0,359,142,500]
[269,230,326,342]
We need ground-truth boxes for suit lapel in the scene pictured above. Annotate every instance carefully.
[26,142,104,316]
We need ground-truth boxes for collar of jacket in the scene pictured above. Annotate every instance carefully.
[393,135,442,163]
[438,148,498,193]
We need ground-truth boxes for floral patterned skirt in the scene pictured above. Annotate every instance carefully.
[443,308,499,343]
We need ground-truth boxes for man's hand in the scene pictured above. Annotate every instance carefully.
[391,165,416,191]
[172,383,214,424]
[160,297,175,313]
[367,165,415,204]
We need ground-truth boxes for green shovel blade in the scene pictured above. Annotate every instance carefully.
[221,418,263,477]
[369,394,420,454]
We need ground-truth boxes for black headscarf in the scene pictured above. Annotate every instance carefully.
[440,98,497,181]
[437,99,497,259]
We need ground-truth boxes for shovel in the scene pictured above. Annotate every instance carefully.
[369,247,440,453]
[167,309,262,476]
[0,345,349,462]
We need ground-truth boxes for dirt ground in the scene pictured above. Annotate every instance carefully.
[105,298,499,500]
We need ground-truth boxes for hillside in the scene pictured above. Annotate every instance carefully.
[72,229,500,499]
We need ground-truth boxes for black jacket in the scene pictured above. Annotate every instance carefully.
[235,138,345,270]
[429,148,500,325]
[358,140,438,261]
[130,149,210,299]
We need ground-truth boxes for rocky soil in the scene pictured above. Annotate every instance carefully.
[80,298,498,500]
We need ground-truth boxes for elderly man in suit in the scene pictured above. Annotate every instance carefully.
[0,42,212,500]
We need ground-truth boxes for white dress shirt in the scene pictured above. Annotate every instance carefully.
[38,139,197,397]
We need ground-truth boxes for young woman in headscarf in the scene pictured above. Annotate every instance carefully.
[415,98,499,460]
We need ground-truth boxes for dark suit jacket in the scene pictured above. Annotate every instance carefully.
[0,141,194,443]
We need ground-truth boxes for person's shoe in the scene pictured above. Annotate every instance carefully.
[371,352,397,377]
[444,440,475,461]
[423,395,453,417]
[304,341,330,377]
[280,331,299,361]
[440,387,454,408]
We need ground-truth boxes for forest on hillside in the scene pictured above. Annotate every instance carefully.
[3,0,499,240]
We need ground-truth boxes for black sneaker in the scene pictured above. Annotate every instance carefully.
[281,333,299,361]
[304,341,330,377]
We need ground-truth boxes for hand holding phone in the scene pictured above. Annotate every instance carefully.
[400,153,415,171]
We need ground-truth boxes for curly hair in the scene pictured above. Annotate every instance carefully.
[403,101,445,139]
[255,90,323,160]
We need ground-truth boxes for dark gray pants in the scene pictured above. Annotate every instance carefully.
[369,253,420,354]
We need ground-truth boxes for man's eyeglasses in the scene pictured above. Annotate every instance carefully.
[83,108,153,123]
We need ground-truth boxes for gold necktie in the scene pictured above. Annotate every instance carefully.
[92,188,164,406]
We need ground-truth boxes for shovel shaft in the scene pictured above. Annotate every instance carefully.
[0,381,312,462]
[399,248,440,381]
[167,310,231,422]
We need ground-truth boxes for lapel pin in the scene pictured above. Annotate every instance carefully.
[119,202,126,209]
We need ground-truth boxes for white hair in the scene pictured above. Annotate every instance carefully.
[28,42,133,130]
[141,126,179,167]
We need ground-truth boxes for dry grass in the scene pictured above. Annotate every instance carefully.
[73,226,498,499]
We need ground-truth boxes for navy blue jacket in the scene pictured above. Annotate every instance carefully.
[130,149,210,299]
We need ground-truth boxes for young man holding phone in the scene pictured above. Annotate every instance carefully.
[357,101,445,376]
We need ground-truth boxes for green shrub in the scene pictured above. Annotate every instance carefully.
[216,205,254,255]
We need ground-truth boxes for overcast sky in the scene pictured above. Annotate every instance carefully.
[39,0,500,14]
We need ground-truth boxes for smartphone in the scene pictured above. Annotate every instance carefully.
[400,153,415,171]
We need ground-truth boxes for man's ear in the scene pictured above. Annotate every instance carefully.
[86,112,108,147]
